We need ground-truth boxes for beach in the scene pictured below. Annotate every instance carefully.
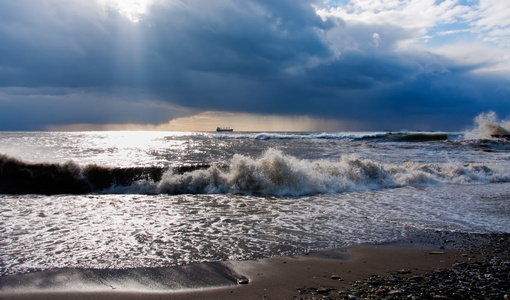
[2,231,509,300]
[2,0,510,296]
[1,131,509,299]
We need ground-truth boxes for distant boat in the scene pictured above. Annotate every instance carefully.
[216,127,233,132]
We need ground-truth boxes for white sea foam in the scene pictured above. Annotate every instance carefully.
[3,183,509,276]
[157,148,509,196]
[465,111,510,139]
[1,129,509,277]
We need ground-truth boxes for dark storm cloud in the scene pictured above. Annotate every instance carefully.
[0,87,187,130]
[0,0,509,130]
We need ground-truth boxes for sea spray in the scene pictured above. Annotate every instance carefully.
[465,111,510,139]
[157,148,508,196]
[2,149,508,195]
[1,129,509,277]
[157,149,398,196]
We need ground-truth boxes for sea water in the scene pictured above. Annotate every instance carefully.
[1,125,510,276]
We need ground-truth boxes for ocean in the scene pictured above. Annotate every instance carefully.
[1,125,510,277]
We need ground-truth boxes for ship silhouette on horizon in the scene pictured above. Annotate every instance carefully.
[216,127,233,132]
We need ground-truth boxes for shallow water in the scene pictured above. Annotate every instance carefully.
[0,131,509,276]
[1,182,509,276]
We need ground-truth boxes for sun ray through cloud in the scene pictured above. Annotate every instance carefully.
[0,0,509,131]
[98,0,155,22]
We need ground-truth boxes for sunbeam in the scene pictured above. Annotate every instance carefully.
[98,0,154,22]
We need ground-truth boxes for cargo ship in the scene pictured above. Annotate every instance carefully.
[216,127,233,132]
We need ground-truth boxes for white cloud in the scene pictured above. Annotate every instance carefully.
[317,0,472,44]
[317,0,510,74]
[431,42,510,75]
[372,32,381,47]
[318,0,510,49]
[471,0,510,47]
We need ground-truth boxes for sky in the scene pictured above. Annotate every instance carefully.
[0,0,509,131]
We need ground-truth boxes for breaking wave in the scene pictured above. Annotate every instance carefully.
[0,154,206,195]
[465,111,510,140]
[1,149,508,196]
[157,148,507,195]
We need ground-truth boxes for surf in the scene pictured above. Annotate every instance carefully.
[464,111,510,140]
[2,145,505,196]
[0,154,207,195]
[158,148,508,196]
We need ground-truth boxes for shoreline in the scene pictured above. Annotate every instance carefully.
[2,232,509,299]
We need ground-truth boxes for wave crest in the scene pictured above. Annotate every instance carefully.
[157,149,397,196]
[2,150,508,196]
[465,111,510,140]
[157,149,507,196]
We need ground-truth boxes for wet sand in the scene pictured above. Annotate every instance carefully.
[2,232,509,300]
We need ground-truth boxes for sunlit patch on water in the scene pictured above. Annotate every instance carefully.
[1,183,509,276]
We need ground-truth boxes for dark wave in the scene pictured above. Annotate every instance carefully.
[0,154,209,195]
[383,132,450,142]
[216,131,508,142]
[222,132,456,142]
[2,148,508,196]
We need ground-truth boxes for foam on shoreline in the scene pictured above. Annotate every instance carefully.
[2,231,508,300]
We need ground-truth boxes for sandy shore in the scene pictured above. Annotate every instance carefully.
[2,232,509,300]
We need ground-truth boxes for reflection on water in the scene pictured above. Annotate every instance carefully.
[0,130,509,276]
[1,183,509,276]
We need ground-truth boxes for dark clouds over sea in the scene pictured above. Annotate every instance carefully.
[0,0,509,130]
